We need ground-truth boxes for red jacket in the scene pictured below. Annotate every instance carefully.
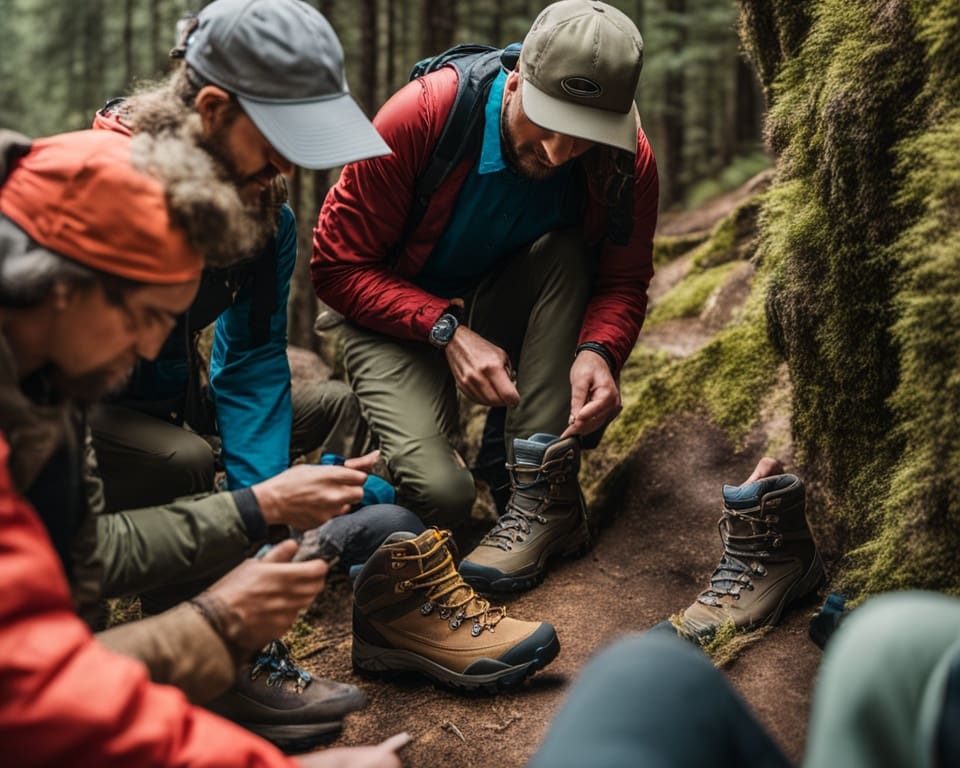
[312,66,659,374]
[0,434,294,768]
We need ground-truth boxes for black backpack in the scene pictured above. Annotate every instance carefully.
[394,42,635,260]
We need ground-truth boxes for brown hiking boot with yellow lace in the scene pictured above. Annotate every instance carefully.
[679,473,825,641]
[459,434,591,593]
[352,529,560,693]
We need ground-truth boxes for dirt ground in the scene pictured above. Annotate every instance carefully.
[291,181,823,767]
[296,417,822,767]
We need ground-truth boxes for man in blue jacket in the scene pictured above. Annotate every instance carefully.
[83,0,397,753]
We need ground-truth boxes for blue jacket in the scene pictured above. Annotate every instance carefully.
[210,206,295,489]
[120,206,297,490]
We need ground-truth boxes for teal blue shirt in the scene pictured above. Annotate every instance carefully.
[413,69,583,298]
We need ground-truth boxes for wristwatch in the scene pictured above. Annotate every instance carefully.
[429,312,460,348]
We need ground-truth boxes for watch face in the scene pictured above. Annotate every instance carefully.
[430,314,459,346]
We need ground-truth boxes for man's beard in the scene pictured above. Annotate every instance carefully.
[51,367,131,406]
[200,124,281,250]
[500,107,562,181]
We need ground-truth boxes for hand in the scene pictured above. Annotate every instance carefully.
[200,540,327,651]
[295,732,411,768]
[560,350,621,438]
[744,457,785,484]
[252,463,368,529]
[444,326,520,407]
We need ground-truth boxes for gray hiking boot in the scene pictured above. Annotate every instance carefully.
[206,639,366,754]
[679,473,825,641]
[459,433,591,593]
[352,529,560,693]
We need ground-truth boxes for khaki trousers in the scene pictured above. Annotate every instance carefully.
[342,230,592,527]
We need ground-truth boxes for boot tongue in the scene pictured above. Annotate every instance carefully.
[722,483,762,510]
[723,474,795,510]
[513,433,557,466]
[512,433,559,486]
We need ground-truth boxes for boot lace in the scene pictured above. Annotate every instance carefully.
[697,505,780,606]
[480,454,569,550]
[249,639,312,693]
[395,531,506,636]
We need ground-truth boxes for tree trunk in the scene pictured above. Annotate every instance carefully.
[386,0,397,95]
[659,0,686,208]
[123,0,135,89]
[360,0,379,113]
[735,55,763,148]
[150,0,162,75]
[421,0,457,56]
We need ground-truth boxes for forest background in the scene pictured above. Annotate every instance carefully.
[0,0,767,349]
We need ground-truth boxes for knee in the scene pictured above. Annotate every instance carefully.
[388,436,477,527]
[392,464,475,528]
[829,591,960,672]
[166,434,215,488]
[404,469,476,529]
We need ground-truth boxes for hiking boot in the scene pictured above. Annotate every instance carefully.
[206,639,366,754]
[352,529,560,693]
[679,473,825,642]
[459,433,591,593]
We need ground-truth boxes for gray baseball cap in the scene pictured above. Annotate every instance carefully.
[519,0,643,154]
[184,0,390,169]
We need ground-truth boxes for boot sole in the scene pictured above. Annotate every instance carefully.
[683,552,827,643]
[234,720,343,755]
[351,631,560,694]
[460,493,592,594]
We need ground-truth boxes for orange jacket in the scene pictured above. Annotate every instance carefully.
[0,434,294,768]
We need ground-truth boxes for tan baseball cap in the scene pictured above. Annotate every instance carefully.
[519,0,643,154]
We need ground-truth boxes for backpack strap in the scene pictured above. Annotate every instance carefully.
[389,44,520,268]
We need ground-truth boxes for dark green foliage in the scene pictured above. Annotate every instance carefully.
[742,0,960,593]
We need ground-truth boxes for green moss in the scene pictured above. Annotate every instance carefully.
[585,274,778,501]
[737,0,960,595]
[646,262,742,326]
[690,196,763,271]
[653,231,710,266]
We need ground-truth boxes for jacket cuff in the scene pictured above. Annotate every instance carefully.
[576,341,617,374]
[232,487,266,540]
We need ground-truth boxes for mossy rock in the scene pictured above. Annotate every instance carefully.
[739,0,960,594]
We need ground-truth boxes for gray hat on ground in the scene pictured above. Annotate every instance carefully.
[519,0,643,154]
[184,0,390,169]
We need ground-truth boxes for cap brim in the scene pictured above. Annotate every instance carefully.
[239,92,391,170]
[521,79,639,154]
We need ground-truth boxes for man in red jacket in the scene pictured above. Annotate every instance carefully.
[313,0,658,593]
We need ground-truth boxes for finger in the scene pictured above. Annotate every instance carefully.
[258,538,298,563]
[344,450,380,471]
[489,368,520,407]
[568,375,590,420]
[460,375,498,406]
[377,732,412,753]
[317,466,370,486]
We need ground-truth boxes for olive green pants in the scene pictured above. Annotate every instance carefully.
[90,378,361,511]
[342,230,592,527]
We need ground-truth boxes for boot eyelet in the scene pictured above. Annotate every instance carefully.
[391,561,404,570]
[471,623,483,637]
[395,580,411,593]
[420,602,434,615]
[439,608,451,620]
[449,617,462,630]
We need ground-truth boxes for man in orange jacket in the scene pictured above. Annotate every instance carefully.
[0,129,406,767]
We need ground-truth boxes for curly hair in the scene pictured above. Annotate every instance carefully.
[122,65,276,267]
